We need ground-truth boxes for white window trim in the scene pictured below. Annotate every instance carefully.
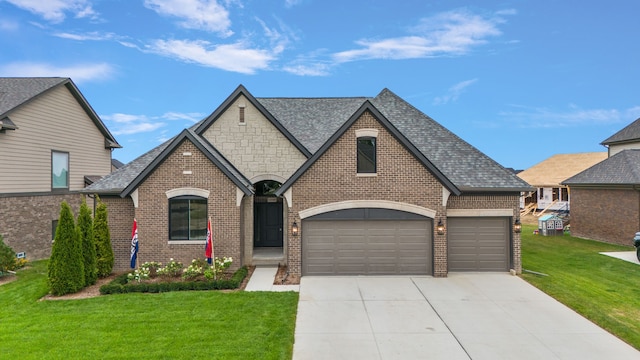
[355,129,378,138]
[165,187,210,199]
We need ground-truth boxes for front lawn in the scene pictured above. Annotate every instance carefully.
[521,224,640,350]
[0,261,298,359]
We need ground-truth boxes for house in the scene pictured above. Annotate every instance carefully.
[517,152,607,213]
[0,77,121,259]
[563,118,640,246]
[84,85,531,277]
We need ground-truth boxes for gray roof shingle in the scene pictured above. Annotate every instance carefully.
[0,77,67,117]
[86,86,531,195]
[562,149,640,185]
[601,118,640,145]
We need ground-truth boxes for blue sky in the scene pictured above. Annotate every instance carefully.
[1,0,639,170]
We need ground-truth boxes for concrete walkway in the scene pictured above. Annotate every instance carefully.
[293,274,639,360]
[600,251,639,265]
[244,266,300,292]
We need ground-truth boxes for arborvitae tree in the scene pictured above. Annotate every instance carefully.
[94,197,114,277]
[78,198,97,286]
[0,235,17,274]
[48,201,85,295]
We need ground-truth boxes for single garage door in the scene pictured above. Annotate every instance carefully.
[302,208,432,276]
[448,217,510,271]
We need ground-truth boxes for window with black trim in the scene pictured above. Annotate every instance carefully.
[357,137,376,173]
[169,196,207,240]
[52,151,69,189]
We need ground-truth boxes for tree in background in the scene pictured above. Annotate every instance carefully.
[94,197,114,278]
[48,201,85,295]
[78,198,97,286]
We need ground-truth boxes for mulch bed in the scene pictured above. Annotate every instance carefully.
[0,273,17,286]
[274,265,300,285]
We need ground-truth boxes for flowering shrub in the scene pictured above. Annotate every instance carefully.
[211,257,233,280]
[127,261,160,283]
[157,258,183,277]
[182,259,207,280]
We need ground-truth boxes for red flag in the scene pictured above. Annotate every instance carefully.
[130,219,138,269]
[205,218,213,264]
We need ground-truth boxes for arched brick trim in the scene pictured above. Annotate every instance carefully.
[165,187,210,199]
[298,200,436,219]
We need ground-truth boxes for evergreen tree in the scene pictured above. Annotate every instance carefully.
[78,198,97,286]
[48,201,85,295]
[0,235,17,274]
[94,197,114,277]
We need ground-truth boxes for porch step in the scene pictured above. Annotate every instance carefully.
[252,247,284,266]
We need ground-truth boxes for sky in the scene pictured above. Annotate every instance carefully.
[1,0,639,170]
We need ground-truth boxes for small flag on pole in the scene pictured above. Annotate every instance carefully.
[130,219,139,269]
[205,217,213,265]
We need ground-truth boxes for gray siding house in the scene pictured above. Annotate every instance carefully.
[0,77,120,259]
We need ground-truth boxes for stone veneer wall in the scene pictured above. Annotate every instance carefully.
[447,194,521,273]
[0,193,86,260]
[287,111,447,276]
[203,94,307,181]
[133,140,242,269]
[569,188,640,246]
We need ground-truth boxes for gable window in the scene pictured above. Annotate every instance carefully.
[357,137,376,174]
[52,151,69,189]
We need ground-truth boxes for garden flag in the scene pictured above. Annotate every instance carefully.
[130,219,139,269]
[205,217,213,265]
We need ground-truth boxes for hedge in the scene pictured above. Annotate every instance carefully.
[99,266,248,295]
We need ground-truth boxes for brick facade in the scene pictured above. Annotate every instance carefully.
[133,140,243,270]
[0,193,87,260]
[100,196,135,272]
[569,188,639,246]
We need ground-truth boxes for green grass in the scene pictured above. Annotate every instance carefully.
[521,224,640,350]
[0,261,299,359]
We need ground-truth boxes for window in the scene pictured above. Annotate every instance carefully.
[357,137,376,173]
[561,188,569,202]
[539,188,544,200]
[552,188,559,201]
[169,196,207,240]
[52,151,69,189]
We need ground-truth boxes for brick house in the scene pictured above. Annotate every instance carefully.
[0,77,120,259]
[85,85,531,276]
[563,118,640,246]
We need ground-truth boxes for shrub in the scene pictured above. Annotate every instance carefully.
[94,197,114,278]
[0,235,16,274]
[78,199,97,286]
[99,266,248,295]
[48,201,85,296]
[156,258,183,277]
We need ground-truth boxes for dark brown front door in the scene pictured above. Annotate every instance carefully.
[254,199,283,247]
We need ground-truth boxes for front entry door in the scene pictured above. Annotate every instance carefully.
[254,200,283,247]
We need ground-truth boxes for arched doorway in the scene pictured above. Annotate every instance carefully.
[253,180,283,248]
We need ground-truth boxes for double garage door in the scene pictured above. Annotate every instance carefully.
[302,208,432,276]
[302,210,510,275]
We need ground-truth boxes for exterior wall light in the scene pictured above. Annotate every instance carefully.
[292,220,299,237]
[514,218,522,233]
[436,219,445,235]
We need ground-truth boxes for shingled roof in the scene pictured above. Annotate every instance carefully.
[85,85,531,196]
[0,77,121,148]
[562,149,640,185]
[601,117,640,146]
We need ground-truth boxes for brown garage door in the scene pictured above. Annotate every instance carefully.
[448,217,510,271]
[302,209,432,276]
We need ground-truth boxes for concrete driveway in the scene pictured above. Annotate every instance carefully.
[293,274,639,360]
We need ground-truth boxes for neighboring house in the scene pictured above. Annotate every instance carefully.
[517,152,607,213]
[111,158,125,171]
[563,118,640,246]
[0,77,120,259]
[84,85,531,277]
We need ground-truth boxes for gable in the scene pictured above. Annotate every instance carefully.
[0,84,113,193]
[201,93,308,182]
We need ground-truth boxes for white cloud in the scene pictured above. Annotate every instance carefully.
[161,111,204,123]
[144,0,232,36]
[103,111,203,136]
[333,8,511,62]
[54,31,117,41]
[0,62,114,83]
[147,39,275,74]
[111,122,166,136]
[0,18,19,31]
[284,0,302,8]
[3,0,96,23]
[283,61,331,76]
[500,104,640,128]
[433,78,478,105]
